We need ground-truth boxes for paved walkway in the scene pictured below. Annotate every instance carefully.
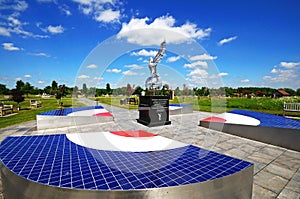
[0,98,299,199]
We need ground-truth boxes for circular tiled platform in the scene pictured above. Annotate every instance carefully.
[0,130,253,199]
[200,110,300,151]
[36,106,114,130]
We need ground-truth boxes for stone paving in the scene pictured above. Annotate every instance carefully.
[0,99,299,198]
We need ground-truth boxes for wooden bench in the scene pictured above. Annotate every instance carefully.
[283,102,300,116]
[30,99,42,108]
[0,103,13,117]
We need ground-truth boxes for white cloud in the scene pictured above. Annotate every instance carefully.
[218,36,237,46]
[124,64,143,70]
[78,75,90,79]
[122,70,138,76]
[29,52,50,57]
[73,0,121,23]
[0,27,11,36]
[131,49,158,57]
[280,61,300,69]
[184,61,208,68]
[262,76,271,80]
[24,74,32,78]
[189,53,217,61]
[187,68,209,78]
[2,43,21,51]
[209,72,228,79]
[95,9,120,23]
[106,68,121,73]
[266,69,296,82]
[37,0,56,3]
[94,77,104,80]
[0,1,28,11]
[0,1,48,39]
[14,77,21,81]
[38,80,45,84]
[86,64,98,69]
[186,68,209,84]
[8,16,21,26]
[270,68,278,73]
[167,56,181,63]
[218,72,228,77]
[241,79,250,83]
[264,61,299,86]
[117,15,211,45]
[13,1,28,11]
[57,4,72,16]
[46,25,64,34]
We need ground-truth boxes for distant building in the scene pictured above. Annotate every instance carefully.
[272,90,290,98]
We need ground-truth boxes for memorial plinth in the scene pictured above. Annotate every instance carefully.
[137,96,171,127]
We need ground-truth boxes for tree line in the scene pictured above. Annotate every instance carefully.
[1,80,300,98]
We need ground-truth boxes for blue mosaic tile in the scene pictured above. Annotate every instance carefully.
[0,134,253,190]
[169,104,191,107]
[229,110,300,130]
[38,106,104,116]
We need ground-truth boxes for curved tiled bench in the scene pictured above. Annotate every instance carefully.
[37,106,113,130]
[0,131,253,199]
[200,110,300,151]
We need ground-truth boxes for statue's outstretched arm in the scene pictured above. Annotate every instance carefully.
[153,41,166,64]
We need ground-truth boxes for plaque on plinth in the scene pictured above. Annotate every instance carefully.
[137,95,171,127]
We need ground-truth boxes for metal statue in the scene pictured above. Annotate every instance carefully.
[145,41,166,90]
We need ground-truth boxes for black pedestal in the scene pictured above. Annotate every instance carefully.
[137,96,171,127]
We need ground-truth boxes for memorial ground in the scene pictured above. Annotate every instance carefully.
[0,98,299,199]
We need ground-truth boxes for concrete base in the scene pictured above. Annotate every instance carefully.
[37,115,113,130]
[1,162,253,199]
[200,121,300,152]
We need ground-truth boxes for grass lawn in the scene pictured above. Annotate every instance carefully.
[0,97,86,129]
[94,95,300,117]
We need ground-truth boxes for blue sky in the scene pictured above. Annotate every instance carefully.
[1,0,300,90]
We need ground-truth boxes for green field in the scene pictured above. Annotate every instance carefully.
[94,95,300,116]
[0,96,86,129]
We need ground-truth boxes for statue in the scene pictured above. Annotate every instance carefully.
[145,41,166,90]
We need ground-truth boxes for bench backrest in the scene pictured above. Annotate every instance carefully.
[284,102,300,111]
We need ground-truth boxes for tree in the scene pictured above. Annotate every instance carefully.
[296,88,300,96]
[72,86,79,98]
[174,87,181,96]
[11,89,25,111]
[126,83,132,96]
[23,82,34,97]
[183,84,189,95]
[106,83,112,95]
[43,86,51,94]
[132,86,143,95]
[51,80,58,90]
[16,80,25,91]
[96,88,106,96]
[55,84,67,108]
[82,83,88,96]
[0,84,10,95]
[88,87,97,97]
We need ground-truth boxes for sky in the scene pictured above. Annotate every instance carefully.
[0,0,300,90]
